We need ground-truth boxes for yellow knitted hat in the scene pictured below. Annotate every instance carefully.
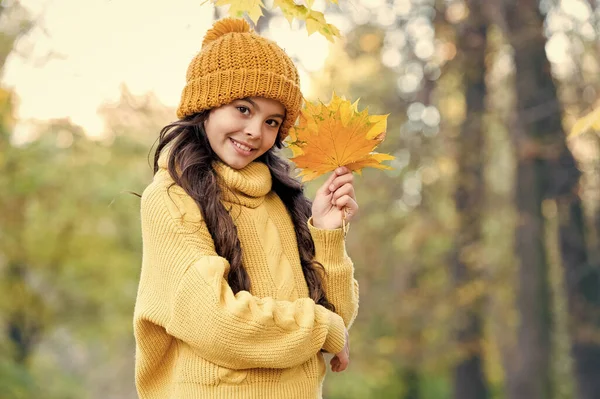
[177,18,303,140]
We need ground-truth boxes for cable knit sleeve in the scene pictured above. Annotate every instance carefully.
[307,217,360,329]
[133,179,347,372]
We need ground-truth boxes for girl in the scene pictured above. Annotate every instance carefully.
[133,18,359,399]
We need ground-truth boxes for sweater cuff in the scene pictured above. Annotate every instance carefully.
[307,217,347,265]
[321,309,346,354]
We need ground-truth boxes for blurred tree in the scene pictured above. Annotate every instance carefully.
[493,0,554,396]
[0,116,148,398]
[0,3,36,397]
[554,0,600,264]
[0,4,162,396]
[450,0,489,398]
[493,0,600,398]
[312,2,473,396]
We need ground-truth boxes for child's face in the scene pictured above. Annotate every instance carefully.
[204,97,285,169]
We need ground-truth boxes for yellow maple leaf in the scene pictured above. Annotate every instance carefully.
[294,0,315,7]
[305,10,340,42]
[215,0,264,24]
[272,0,340,42]
[286,92,395,182]
[570,105,600,138]
[273,0,308,24]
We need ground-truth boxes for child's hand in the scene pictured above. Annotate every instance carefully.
[330,328,350,372]
[311,167,358,230]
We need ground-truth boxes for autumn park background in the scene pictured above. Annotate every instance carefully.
[1,0,600,398]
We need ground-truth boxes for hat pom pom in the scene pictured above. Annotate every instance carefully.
[202,18,252,47]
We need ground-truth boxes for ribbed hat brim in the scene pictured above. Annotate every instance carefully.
[177,69,302,138]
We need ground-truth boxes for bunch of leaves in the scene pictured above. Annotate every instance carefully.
[208,0,341,42]
[286,92,394,182]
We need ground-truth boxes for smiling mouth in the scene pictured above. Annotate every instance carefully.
[230,138,256,152]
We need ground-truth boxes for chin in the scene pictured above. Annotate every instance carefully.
[225,157,252,170]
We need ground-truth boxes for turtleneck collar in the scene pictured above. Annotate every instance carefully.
[157,142,272,208]
[213,161,272,208]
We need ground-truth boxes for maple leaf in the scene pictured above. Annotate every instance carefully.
[305,10,340,43]
[570,105,600,138]
[215,0,264,24]
[292,0,315,7]
[286,92,395,182]
[273,0,341,42]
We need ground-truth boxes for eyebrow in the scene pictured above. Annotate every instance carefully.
[241,97,285,119]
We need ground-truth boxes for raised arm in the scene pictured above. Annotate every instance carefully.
[308,219,359,328]
[308,168,360,328]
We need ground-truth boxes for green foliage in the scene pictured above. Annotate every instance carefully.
[0,358,37,399]
[0,86,155,397]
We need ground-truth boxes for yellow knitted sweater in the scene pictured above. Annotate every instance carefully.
[133,147,360,399]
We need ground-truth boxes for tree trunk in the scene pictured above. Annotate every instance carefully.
[500,0,554,398]
[4,262,42,365]
[557,189,600,399]
[451,1,489,398]
[402,367,420,399]
[511,159,553,399]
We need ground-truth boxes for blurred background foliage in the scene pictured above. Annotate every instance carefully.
[1,0,600,398]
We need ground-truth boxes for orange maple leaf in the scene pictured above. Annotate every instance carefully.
[286,93,395,182]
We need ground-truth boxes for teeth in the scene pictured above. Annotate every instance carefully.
[232,139,252,152]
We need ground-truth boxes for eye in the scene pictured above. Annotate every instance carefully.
[266,119,281,128]
[236,106,250,115]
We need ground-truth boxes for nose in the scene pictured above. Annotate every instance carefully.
[244,117,263,139]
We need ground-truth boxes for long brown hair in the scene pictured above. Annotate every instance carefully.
[153,111,335,311]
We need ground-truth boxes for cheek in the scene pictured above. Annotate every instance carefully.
[268,128,280,145]
[203,122,219,147]
[260,130,279,152]
[205,116,236,142]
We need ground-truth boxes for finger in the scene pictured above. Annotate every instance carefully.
[318,171,339,196]
[334,166,350,176]
[339,361,348,372]
[328,172,354,193]
[331,183,356,203]
[340,349,350,368]
[330,357,339,372]
[334,196,359,214]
